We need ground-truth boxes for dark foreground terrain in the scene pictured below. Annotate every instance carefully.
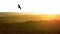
[0,21,60,34]
[0,12,60,34]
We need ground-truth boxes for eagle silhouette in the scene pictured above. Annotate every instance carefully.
[18,4,21,10]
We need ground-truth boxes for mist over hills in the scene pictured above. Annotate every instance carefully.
[0,12,42,23]
[0,12,60,23]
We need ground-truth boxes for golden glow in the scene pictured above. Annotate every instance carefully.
[32,11,60,15]
[33,14,60,20]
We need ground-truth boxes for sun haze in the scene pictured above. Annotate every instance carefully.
[0,0,60,14]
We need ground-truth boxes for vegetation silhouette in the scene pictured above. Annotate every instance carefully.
[0,20,60,34]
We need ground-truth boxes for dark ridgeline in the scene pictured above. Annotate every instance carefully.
[18,4,21,10]
[0,20,60,34]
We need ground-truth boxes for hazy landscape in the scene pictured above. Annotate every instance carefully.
[0,12,60,34]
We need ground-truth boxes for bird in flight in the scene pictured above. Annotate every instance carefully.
[18,4,21,10]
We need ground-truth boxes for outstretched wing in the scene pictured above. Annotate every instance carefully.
[18,4,21,10]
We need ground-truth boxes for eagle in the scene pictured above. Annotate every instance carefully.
[18,4,21,10]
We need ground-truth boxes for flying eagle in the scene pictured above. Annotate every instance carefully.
[18,4,21,10]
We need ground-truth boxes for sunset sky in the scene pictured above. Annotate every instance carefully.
[0,0,60,14]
